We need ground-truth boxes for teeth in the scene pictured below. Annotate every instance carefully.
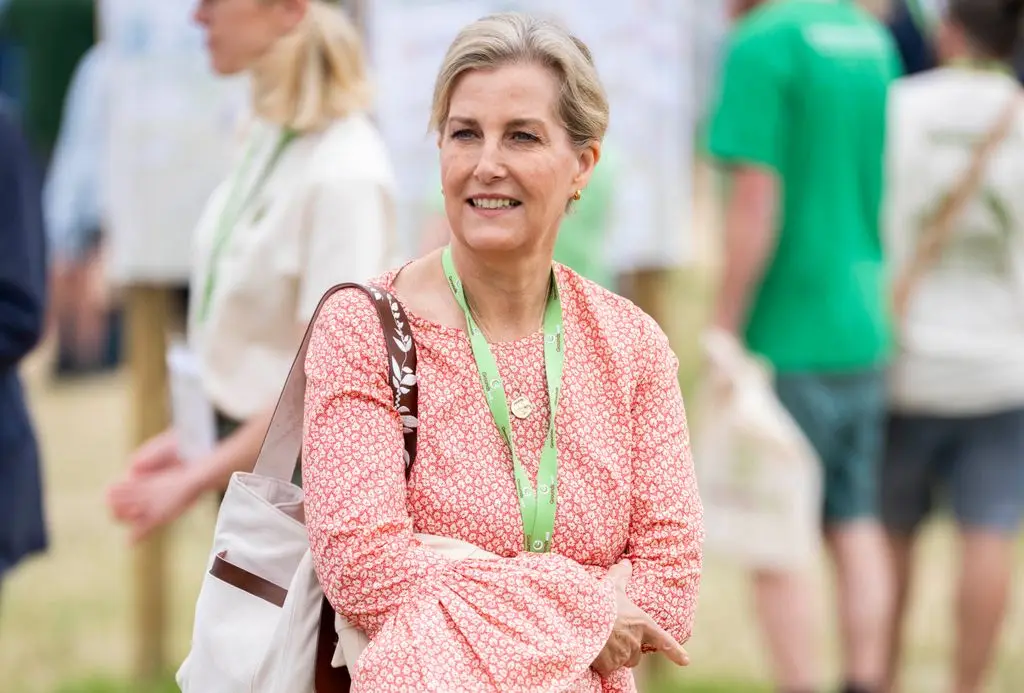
[472,198,517,209]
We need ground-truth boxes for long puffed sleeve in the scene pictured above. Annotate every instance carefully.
[302,289,617,692]
[621,316,704,647]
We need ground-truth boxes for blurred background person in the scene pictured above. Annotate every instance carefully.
[882,2,1024,692]
[0,0,94,170]
[106,0,395,542]
[42,41,121,380]
[0,97,48,608]
[0,0,108,382]
[706,1,901,692]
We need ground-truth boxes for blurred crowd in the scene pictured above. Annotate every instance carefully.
[0,1,1022,693]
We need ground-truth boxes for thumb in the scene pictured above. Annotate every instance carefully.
[607,559,632,590]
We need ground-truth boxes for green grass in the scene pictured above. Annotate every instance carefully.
[52,677,180,693]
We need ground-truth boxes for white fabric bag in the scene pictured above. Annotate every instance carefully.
[692,328,822,570]
[177,283,495,693]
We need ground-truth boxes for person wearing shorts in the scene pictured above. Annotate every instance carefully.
[882,3,1024,691]
[707,2,901,692]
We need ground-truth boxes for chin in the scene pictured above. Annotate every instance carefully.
[455,225,532,256]
[208,55,246,77]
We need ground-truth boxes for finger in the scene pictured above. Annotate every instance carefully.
[641,620,689,667]
[625,647,643,669]
[606,559,632,589]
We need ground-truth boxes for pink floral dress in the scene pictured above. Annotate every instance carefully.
[302,265,704,692]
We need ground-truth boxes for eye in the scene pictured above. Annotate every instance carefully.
[511,131,540,143]
[451,129,476,141]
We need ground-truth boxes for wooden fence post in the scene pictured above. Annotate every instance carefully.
[125,285,174,682]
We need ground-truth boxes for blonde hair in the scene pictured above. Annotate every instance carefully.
[251,1,371,132]
[429,12,609,149]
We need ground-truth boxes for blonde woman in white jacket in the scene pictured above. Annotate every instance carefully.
[108,0,395,540]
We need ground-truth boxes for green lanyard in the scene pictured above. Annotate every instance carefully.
[441,246,565,553]
[196,127,298,324]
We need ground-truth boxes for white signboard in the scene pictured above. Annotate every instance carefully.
[366,0,697,270]
[101,0,248,285]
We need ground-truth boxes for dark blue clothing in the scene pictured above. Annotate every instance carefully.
[888,0,937,76]
[0,98,47,578]
[888,0,1024,82]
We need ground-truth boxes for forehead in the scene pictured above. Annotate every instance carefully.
[448,63,561,122]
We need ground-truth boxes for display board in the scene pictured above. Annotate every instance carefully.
[100,0,248,285]
[365,0,698,271]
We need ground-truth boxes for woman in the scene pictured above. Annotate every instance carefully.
[108,0,394,540]
[882,2,1024,692]
[302,13,703,691]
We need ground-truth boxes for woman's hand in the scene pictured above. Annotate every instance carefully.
[125,429,183,477]
[108,429,203,542]
[591,560,690,676]
[107,465,206,542]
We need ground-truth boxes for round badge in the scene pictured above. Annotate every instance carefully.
[511,396,534,420]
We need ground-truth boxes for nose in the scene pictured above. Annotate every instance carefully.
[472,138,506,184]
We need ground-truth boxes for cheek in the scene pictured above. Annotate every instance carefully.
[520,155,574,204]
[439,148,474,187]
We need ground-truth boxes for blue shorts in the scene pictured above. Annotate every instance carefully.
[882,408,1024,535]
[775,369,887,523]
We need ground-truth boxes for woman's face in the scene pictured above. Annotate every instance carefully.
[439,62,598,259]
[193,0,305,75]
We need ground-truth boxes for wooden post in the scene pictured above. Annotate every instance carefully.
[125,285,174,682]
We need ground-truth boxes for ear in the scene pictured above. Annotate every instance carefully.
[571,141,601,194]
[276,0,309,31]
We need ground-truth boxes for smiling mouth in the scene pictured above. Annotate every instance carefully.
[468,198,522,210]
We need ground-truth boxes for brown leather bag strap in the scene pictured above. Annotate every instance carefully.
[892,92,1022,326]
[252,282,419,481]
[310,283,419,692]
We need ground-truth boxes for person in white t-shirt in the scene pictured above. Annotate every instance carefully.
[882,2,1024,691]
[106,0,395,542]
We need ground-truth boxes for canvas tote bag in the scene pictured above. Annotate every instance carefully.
[177,282,496,693]
[692,327,822,570]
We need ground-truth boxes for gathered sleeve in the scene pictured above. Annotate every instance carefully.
[622,316,704,647]
[302,290,617,692]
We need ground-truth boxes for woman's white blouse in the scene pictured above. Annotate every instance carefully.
[187,112,396,420]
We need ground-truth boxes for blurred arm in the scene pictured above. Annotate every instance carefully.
[706,26,788,336]
[713,166,779,334]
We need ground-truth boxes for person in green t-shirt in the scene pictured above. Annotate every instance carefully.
[707,3,900,693]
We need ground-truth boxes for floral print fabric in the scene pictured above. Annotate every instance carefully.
[302,265,704,692]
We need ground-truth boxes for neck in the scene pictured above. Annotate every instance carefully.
[248,26,307,130]
[448,243,553,342]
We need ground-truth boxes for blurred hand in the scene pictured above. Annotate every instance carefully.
[591,560,690,676]
[107,466,204,543]
[126,429,183,477]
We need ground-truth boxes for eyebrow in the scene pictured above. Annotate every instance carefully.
[447,116,548,130]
